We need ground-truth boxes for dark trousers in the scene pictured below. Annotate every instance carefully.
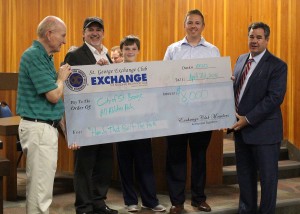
[74,143,113,214]
[166,131,211,205]
[116,139,159,208]
[235,135,281,214]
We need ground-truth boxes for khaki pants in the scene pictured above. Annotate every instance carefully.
[19,119,58,214]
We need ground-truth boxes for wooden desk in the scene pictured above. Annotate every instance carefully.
[0,116,20,136]
[0,116,20,201]
[0,157,10,214]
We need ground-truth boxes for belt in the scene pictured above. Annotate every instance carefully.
[22,117,60,128]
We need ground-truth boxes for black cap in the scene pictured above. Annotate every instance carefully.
[83,17,104,30]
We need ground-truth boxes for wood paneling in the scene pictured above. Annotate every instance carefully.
[1,0,299,178]
[0,73,18,90]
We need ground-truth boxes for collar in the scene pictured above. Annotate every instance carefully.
[180,36,207,47]
[85,41,108,55]
[249,49,266,63]
[33,40,53,61]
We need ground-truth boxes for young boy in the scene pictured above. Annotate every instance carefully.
[116,35,166,212]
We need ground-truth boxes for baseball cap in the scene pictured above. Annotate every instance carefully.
[83,17,104,30]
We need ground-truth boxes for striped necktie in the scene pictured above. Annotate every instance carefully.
[235,58,254,110]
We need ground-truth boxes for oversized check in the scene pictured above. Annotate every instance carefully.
[64,57,236,146]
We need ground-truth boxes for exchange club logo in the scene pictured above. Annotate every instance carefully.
[65,69,87,92]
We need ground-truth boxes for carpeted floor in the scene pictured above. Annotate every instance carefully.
[3,139,300,214]
[3,170,300,214]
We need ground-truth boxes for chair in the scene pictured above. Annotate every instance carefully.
[0,101,23,167]
[0,101,12,150]
[0,101,12,117]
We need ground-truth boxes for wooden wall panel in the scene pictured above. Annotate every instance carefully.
[292,0,300,147]
[1,0,299,170]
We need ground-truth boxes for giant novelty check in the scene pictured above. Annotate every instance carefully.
[64,57,236,146]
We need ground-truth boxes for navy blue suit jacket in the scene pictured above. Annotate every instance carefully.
[233,50,287,145]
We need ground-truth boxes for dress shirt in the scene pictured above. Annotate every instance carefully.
[239,49,266,102]
[85,41,110,63]
[163,36,220,60]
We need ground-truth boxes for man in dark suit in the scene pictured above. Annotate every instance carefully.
[64,17,116,214]
[231,22,287,214]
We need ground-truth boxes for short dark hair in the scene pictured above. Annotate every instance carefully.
[184,9,205,25]
[248,22,270,39]
[120,35,140,50]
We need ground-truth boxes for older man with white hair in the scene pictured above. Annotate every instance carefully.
[17,16,71,214]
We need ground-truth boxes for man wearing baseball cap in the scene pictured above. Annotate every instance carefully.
[64,17,116,214]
